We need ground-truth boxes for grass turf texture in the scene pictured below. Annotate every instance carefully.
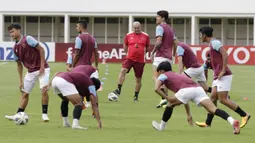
[0,62,254,143]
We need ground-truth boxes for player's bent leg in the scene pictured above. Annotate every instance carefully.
[66,94,87,130]
[218,91,250,128]
[197,81,210,92]
[58,94,71,127]
[152,96,182,131]
[199,99,240,134]
[196,87,217,127]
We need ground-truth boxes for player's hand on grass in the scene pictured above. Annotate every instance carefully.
[187,115,194,126]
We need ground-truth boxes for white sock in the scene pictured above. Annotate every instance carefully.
[160,120,167,129]
[72,119,79,126]
[63,117,68,124]
[227,117,234,126]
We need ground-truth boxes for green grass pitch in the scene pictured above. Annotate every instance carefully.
[0,62,254,143]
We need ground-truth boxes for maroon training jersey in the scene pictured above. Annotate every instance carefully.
[155,24,174,60]
[177,42,201,69]
[158,71,199,93]
[209,39,232,80]
[75,33,96,67]
[13,36,49,73]
[71,65,96,77]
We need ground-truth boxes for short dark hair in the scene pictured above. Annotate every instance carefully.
[91,78,101,91]
[8,23,21,31]
[157,10,169,21]
[199,26,213,37]
[77,20,87,29]
[157,62,172,72]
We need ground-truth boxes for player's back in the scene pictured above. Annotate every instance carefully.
[156,24,174,60]
[76,33,95,66]
[179,42,201,68]
[58,71,92,96]
[160,71,199,93]
[72,65,96,76]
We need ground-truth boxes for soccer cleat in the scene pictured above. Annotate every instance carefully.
[72,125,88,130]
[63,122,71,127]
[240,114,251,128]
[42,114,50,122]
[152,121,164,131]
[233,120,240,134]
[156,99,168,108]
[85,101,91,108]
[113,89,120,96]
[195,121,210,127]
[4,115,15,121]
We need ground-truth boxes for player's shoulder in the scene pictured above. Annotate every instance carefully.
[211,39,222,45]
[156,25,163,29]
[141,32,149,36]
[126,32,134,36]
[26,35,36,40]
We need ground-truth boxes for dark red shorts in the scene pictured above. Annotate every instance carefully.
[122,58,145,78]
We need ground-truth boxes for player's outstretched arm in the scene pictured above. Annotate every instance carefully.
[90,94,102,129]
[177,56,184,74]
[184,103,193,126]
[154,80,168,99]
[35,44,45,76]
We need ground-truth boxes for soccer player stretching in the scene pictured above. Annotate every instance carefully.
[196,27,250,128]
[51,67,102,129]
[5,23,50,122]
[112,21,150,101]
[152,62,240,134]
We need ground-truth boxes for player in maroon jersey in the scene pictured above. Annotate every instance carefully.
[5,23,50,122]
[72,20,99,107]
[196,26,250,128]
[51,66,101,129]
[152,62,240,134]
[151,10,177,108]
